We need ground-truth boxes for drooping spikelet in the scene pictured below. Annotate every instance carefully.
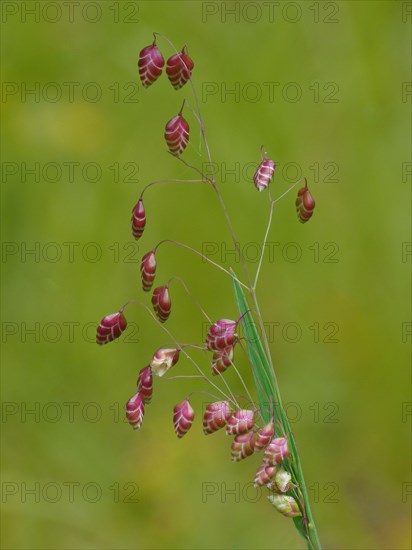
[138,42,165,88]
[137,366,153,404]
[203,400,232,435]
[296,185,315,223]
[96,310,127,345]
[267,494,301,517]
[166,47,194,90]
[211,346,234,376]
[253,155,275,192]
[164,114,189,155]
[254,419,275,452]
[173,399,195,438]
[150,348,180,377]
[126,391,145,431]
[231,431,255,462]
[131,198,146,240]
[205,319,237,351]
[263,437,289,465]
[226,409,255,435]
[254,463,277,488]
[151,286,171,322]
[271,467,292,493]
[141,251,156,292]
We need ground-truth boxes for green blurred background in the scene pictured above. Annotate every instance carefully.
[1,1,411,548]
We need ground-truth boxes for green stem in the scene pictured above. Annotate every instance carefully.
[233,279,322,550]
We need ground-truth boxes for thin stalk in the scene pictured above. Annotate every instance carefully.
[227,357,255,408]
[167,276,212,323]
[254,177,306,290]
[154,239,249,290]
[141,178,206,197]
[253,201,274,289]
[168,152,211,182]
[202,348,240,408]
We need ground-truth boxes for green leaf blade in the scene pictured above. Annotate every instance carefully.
[232,275,275,423]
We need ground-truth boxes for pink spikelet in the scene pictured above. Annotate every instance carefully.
[131,198,146,240]
[296,185,315,223]
[166,47,194,90]
[138,41,165,88]
[141,251,156,292]
[211,346,234,376]
[253,153,275,192]
[126,391,145,431]
[165,114,189,155]
[254,419,275,452]
[263,437,289,465]
[137,366,153,404]
[150,348,180,377]
[173,399,195,438]
[206,319,237,351]
[151,286,171,322]
[254,463,277,488]
[231,431,255,462]
[226,409,255,435]
[203,400,231,435]
[96,310,127,345]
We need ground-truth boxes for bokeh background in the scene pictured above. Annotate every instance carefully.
[1,1,411,548]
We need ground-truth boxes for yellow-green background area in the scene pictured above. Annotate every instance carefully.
[1,1,410,548]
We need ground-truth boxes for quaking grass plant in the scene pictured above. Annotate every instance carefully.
[96,34,320,549]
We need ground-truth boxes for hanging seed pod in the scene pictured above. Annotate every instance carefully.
[254,419,275,452]
[267,494,301,518]
[131,198,146,240]
[205,319,237,351]
[203,400,232,435]
[173,399,195,438]
[226,409,255,435]
[96,310,127,345]
[126,391,145,431]
[151,286,171,322]
[137,366,153,404]
[272,467,292,493]
[140,251,156,292]
[164,114,190,155]
[254,463,277,488]
[253,154,275,192]
[150,348,180,377]
[138,41,165,88]
[166,47,194,90]
[296,185,315,223]
[231,431,256,462]
[211,346,234,376]
[263,437,289,465]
